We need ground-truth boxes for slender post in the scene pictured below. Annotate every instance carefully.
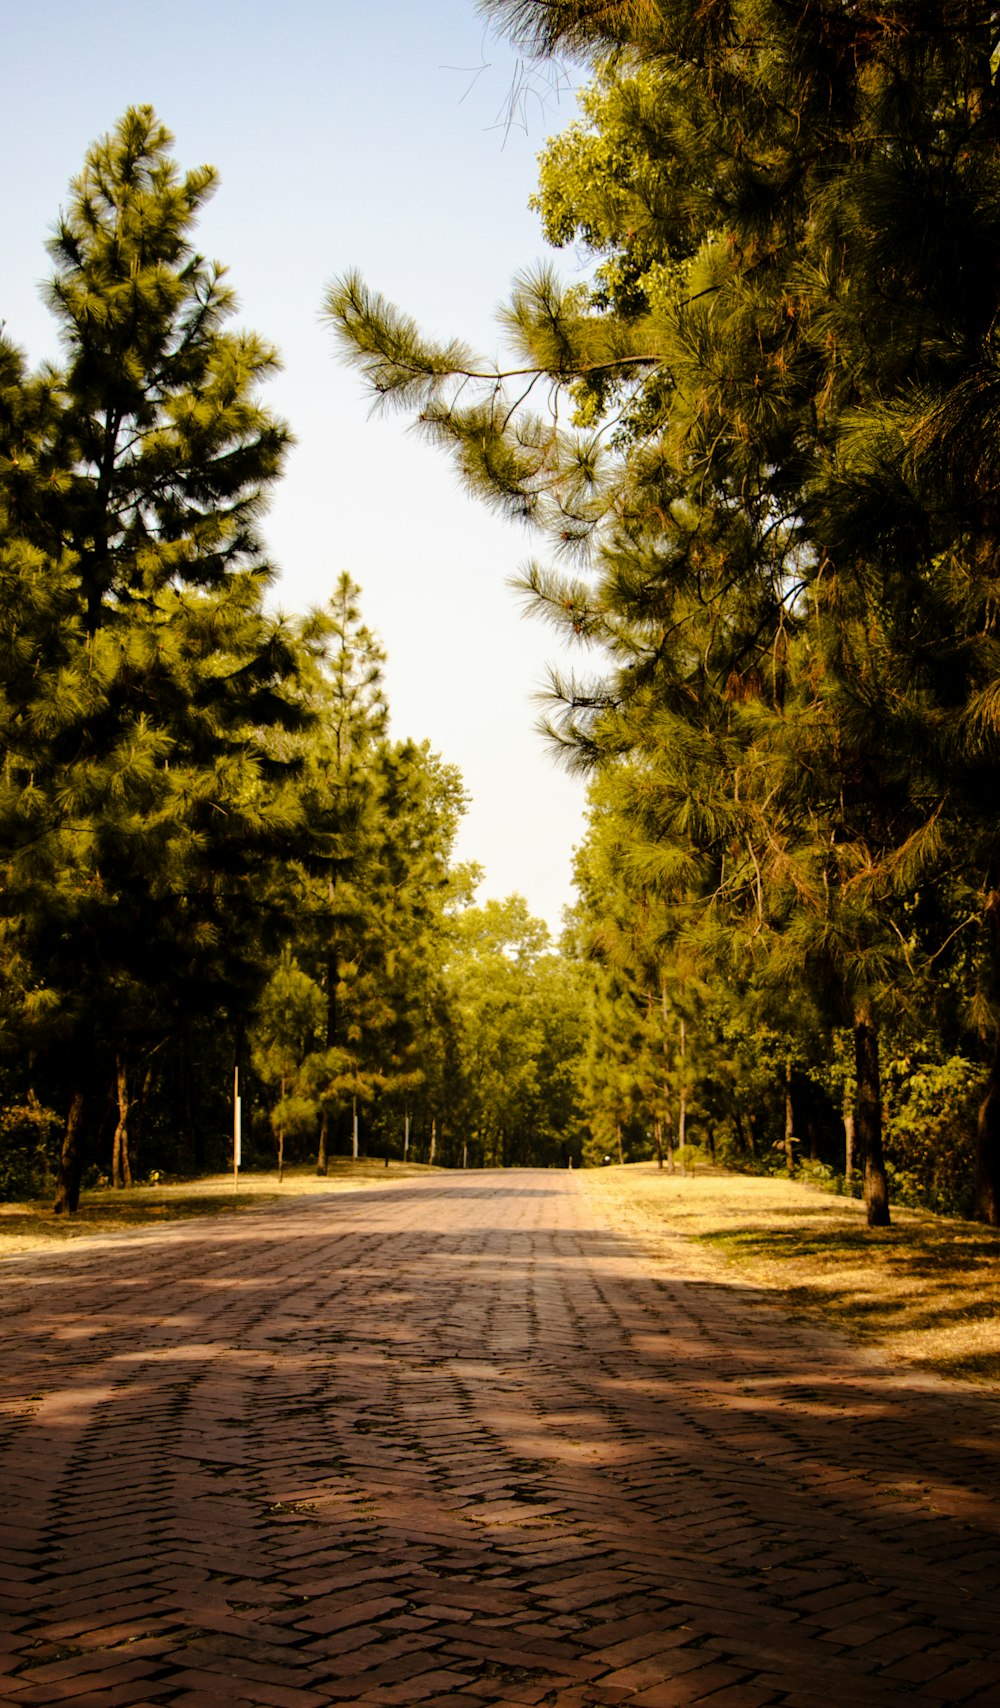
[352,1096,359,1160]
[233,1065,241,1187]
[679,1018,687,1176]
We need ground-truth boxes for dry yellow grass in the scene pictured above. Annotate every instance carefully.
[580,1162,1000,1387]
[0,1159,435,1258]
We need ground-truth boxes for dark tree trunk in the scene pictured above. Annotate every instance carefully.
[317,1107,329,1176]
[784,1060,797,1175]
[853,1002,890,1228]
[112,1056,132,1189]
[277,1074,285,1183]
[654,1115,664,1170]
[977,1041,1000,1224]
[843,1080,855,1187]
[52,1089,86,1214]
[977,892,1000,1223]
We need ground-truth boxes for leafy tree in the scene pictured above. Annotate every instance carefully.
[444,895,587,1166]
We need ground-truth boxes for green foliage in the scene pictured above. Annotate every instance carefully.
[883,1052,981,1218]
[332,0,1000,1221]
[444,896,588,1166]
[0,1097,61,1201]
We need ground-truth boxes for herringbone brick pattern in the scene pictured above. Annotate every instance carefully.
[1,1172,999,1705]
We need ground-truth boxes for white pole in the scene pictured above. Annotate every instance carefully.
[352,1096,359,1160]
[403,1110,410,1162]
[234,1065,241,1184]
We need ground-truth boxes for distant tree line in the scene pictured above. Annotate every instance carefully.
[0,108,587,1208]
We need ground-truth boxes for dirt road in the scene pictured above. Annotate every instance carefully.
[1,1170,999,1706]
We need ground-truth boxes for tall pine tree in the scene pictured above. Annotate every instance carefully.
[1,109,307,1210]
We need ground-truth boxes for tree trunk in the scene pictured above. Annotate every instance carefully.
[317,1107,328,1176]
[616,1121,624,1166]
[678,1018,687,1176]
[654,1115,664,1170]
[977,1038,1000,1223]
[277,1074,285,1183]
[429,1116,437,1166]
[977,891,1000,1222]
[352,1096,359,1160]
[784,1059,797,1175]
[663,1106,675,1174]
[112,1056,132,1189]
[853,1002,891,1227]
[53,1089,86,1214]
[843,1080,855,1187]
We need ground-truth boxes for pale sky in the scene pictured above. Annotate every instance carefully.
[3,0,591,932]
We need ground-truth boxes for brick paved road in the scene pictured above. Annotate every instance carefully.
[1,1171,1000,1707]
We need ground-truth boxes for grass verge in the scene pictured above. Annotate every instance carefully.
[580,1162,1000,1388]
[0,1159,437,1258]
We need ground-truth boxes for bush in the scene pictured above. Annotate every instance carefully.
[0,1097,62,1201]
[883,1055,980,1217]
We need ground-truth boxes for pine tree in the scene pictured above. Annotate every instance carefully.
[0,109,307,1210]
[329,4,1000,1224]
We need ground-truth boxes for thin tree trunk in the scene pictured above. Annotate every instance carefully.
[429,1116,437,1166]
[616,1121,624,1166]
[112,1056,131,1189]
[678,1018,687,1177]
[53,1089,86,1215]
[853,1002,891,1227]
[664,1107,675,1174]
[317,1107,328,1176]
[843,1080,855,1187]
[403,1110,410,1163]
[784,1059,797,1175]
[278,1074,285,1183]
[654,1115,664,1170]
[977,891,1000,1223]
[352,1096,359,1160]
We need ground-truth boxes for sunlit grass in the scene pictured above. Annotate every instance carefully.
[0,1158,438,1255]
[581,1163,1000,1387]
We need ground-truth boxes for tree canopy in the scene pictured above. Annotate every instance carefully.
[329,0,1000,1223]
[5,45,1000,1227]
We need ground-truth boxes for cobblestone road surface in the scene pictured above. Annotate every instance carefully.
[2,1171,1000,1707]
